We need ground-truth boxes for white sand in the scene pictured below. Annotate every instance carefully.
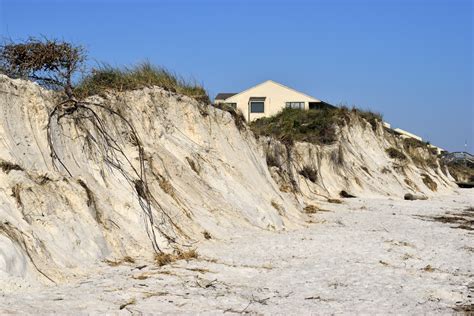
[1,190,471,314]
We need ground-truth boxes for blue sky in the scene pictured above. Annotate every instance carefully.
[1,0,472,152]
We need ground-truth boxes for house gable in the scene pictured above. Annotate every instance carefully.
[223,80,320,103]
[216,80,324,122]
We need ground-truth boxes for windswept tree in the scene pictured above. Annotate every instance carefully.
[0,37,85,98]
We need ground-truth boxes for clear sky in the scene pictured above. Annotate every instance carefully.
[1,0,472,152]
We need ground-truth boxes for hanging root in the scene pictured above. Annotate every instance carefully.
[46,98,179,253]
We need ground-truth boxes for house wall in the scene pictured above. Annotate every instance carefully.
[393,128,423,141]
[223,80,319,122]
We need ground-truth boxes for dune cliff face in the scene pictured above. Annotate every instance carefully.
[261,117,456,200]
[0,75,455,284]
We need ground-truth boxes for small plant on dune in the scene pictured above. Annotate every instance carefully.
[202,230,212,240]
[299,165,318,183]
[154,253,174,267]
[304,204,330,214]
[0,159,23,174]
[154,249,198,267]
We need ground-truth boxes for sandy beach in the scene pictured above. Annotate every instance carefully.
[1,190,472,314]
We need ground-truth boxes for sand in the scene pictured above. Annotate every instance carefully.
[1,190,472,314]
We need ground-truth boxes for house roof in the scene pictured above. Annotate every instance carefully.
[224,80,320,103]
[215,93,237,100]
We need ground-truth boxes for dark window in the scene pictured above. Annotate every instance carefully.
[250,101,264,113]
[285,102,304,109]
[309,101,337,110]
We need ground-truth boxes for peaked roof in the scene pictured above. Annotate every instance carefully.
[224,80,320,102]
[215,93,237,100]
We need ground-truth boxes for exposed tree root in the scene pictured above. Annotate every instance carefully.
[46,98,180,253]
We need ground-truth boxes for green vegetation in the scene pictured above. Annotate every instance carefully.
[250,108,340,145]
[250,107,382,146]
[75,62,209,103]
[386,147,407,160]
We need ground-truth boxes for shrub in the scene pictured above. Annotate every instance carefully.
[386,147,407,160]
[250,108,339,145]
[250,106,383,146]
[0,37,85,97]
[75,62,209,103]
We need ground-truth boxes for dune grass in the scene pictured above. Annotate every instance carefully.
[75,62,209,103]
[250,106,382,146]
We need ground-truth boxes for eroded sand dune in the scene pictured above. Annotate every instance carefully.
[0,75,470,313]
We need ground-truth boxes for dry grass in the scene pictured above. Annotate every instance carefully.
[185,157,200,175]
[271,200,284,215]
[421,174,437,191]
[154,249,198,267]
[105,256,135,266]
[304,204,330,214]
[154,253,174,267]
[422,264,435,272]
[158,178,175,197]
[386,147,407,161]
[0,160,23,174]
[119,298,136,310]
[11,184,22,208]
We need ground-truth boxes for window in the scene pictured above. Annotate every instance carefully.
[285,102,305,109]
[250,101,265,113]
[226,103,237,109]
